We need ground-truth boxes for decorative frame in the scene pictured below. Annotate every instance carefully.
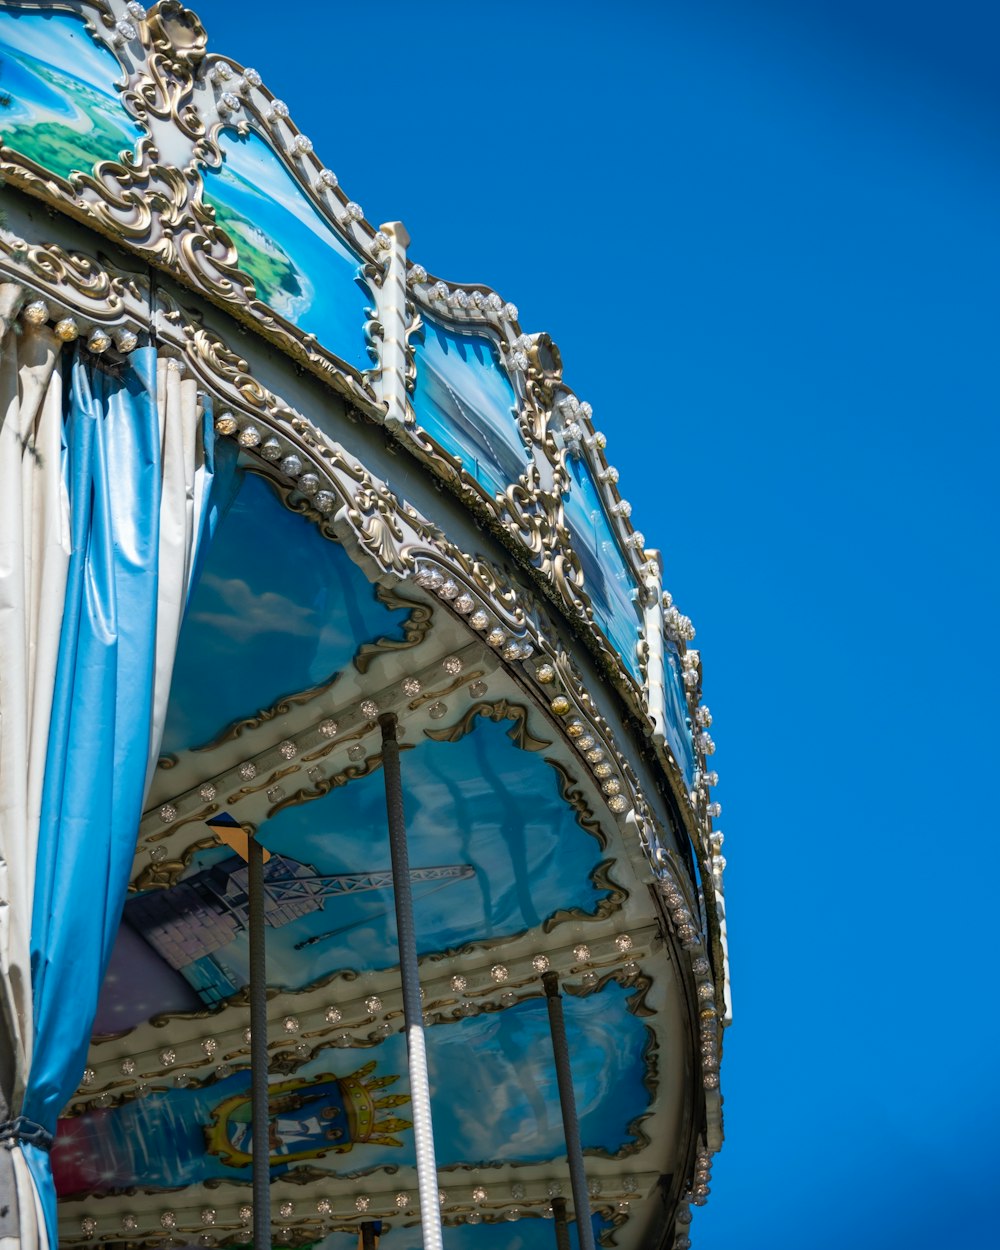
[0,0,705,745]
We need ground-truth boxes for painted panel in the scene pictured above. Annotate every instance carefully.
[310,1217,615,1250]
[563,454,641,682]
[54,984,649,1192]
[412,317,527,498]
[161,472,411,756]
[0,7,142,181]
[663,643,696,787]
[104,715,611,1028]
[200,129,370,371]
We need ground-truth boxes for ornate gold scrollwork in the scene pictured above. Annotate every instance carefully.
[424,699,551,754]
[0,232,125,315]
[122,47,205,147]
[130,833,218,892]
[146,800,219,842]
[263,751,405,822]
[353,586,433,674]
[145,1,208,75]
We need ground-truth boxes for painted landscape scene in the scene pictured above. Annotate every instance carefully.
[201,128,371,372]
[0,6,141,181]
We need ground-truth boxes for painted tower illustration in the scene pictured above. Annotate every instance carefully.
[126,855,473,1004]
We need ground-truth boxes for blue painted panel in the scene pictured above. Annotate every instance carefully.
[53,983,649,1191]
[412,317,527,497]
[161,472,410,755]
[563,455,641,682]
[316,1220,617,1250]
[201,129,370,371]
[664,643,696,787]
[114,715,611,1027]
[0,7,142,181]
[310,1217,615,1250]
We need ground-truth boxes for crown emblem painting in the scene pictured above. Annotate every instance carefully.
[205,1064,414,1167]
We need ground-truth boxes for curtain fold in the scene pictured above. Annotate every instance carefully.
[0,328,224,1250]
[0,317,68,1250]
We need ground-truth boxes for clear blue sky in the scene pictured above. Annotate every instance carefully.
[189,2,999,1245]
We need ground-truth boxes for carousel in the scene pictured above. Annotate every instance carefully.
[0,4,730,1250]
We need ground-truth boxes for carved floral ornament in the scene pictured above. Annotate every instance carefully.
[0,228,730,1051]
[0,0,704,713]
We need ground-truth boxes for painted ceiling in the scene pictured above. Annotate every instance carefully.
[55,465,684,1249]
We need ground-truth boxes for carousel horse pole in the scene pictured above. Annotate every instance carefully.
[379,713,444,1250]
[543,972,596,1250]
[553,1196,573,1250]
[248,833,272,1249]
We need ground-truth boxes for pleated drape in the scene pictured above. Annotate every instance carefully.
[0,300,68,1250]
[0,304,228,1249]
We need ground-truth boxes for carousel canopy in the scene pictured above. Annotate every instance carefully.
[0,5,729,1250]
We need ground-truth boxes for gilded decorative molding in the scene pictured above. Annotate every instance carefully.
[181,585,431,754]
[2,229,728,1134]
[353,585,433,674]
[129,833,218,892]
[423,699,551,754]
[191,682,337,753]
[0,0,678,735]
[404,670,486,711]
[264,750,399,821]
[157,282,680,812]
[540,858,628,933]
[543,758,609,851]
[146,799,218,842]
[226,762,300,807]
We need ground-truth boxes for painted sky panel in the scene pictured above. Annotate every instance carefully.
[201,128,370,371]
[161,472,409,755]
[412,317,528,498]
[663,643,696,787]
[105,714,612,1030]
[563,452,641,682]
[53,983,649,1193]
[0,7,142,180]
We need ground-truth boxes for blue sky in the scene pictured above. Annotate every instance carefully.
[187,1,999,1245]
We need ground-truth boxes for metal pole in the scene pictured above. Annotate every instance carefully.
[379,713,444,1250]
[542,972,595,1250]
[248,835,272,1250]
[552,1197,572,1250]
[360,1222,378,1250]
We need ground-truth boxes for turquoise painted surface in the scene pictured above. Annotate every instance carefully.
[0,7,142,181]
[114,712,611,1024]
[255,713,609,985]
[664,643,696,787]
[412,317,527,497]
[53,983,649,1189]
[563,454,641,682]
[321,1218,615,1250]
[161,472,410,754]
[201,129,370,371]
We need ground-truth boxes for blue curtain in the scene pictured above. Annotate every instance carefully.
[19,347,234,1242]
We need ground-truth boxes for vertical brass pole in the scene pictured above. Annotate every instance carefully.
[543,972,595,1250]
[380,713,443,1250]
[552,1196,572,1250]
[247,835,271,1250]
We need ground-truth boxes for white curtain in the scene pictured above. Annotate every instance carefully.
[0,288,66,1250]
[0,290,218,1250]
